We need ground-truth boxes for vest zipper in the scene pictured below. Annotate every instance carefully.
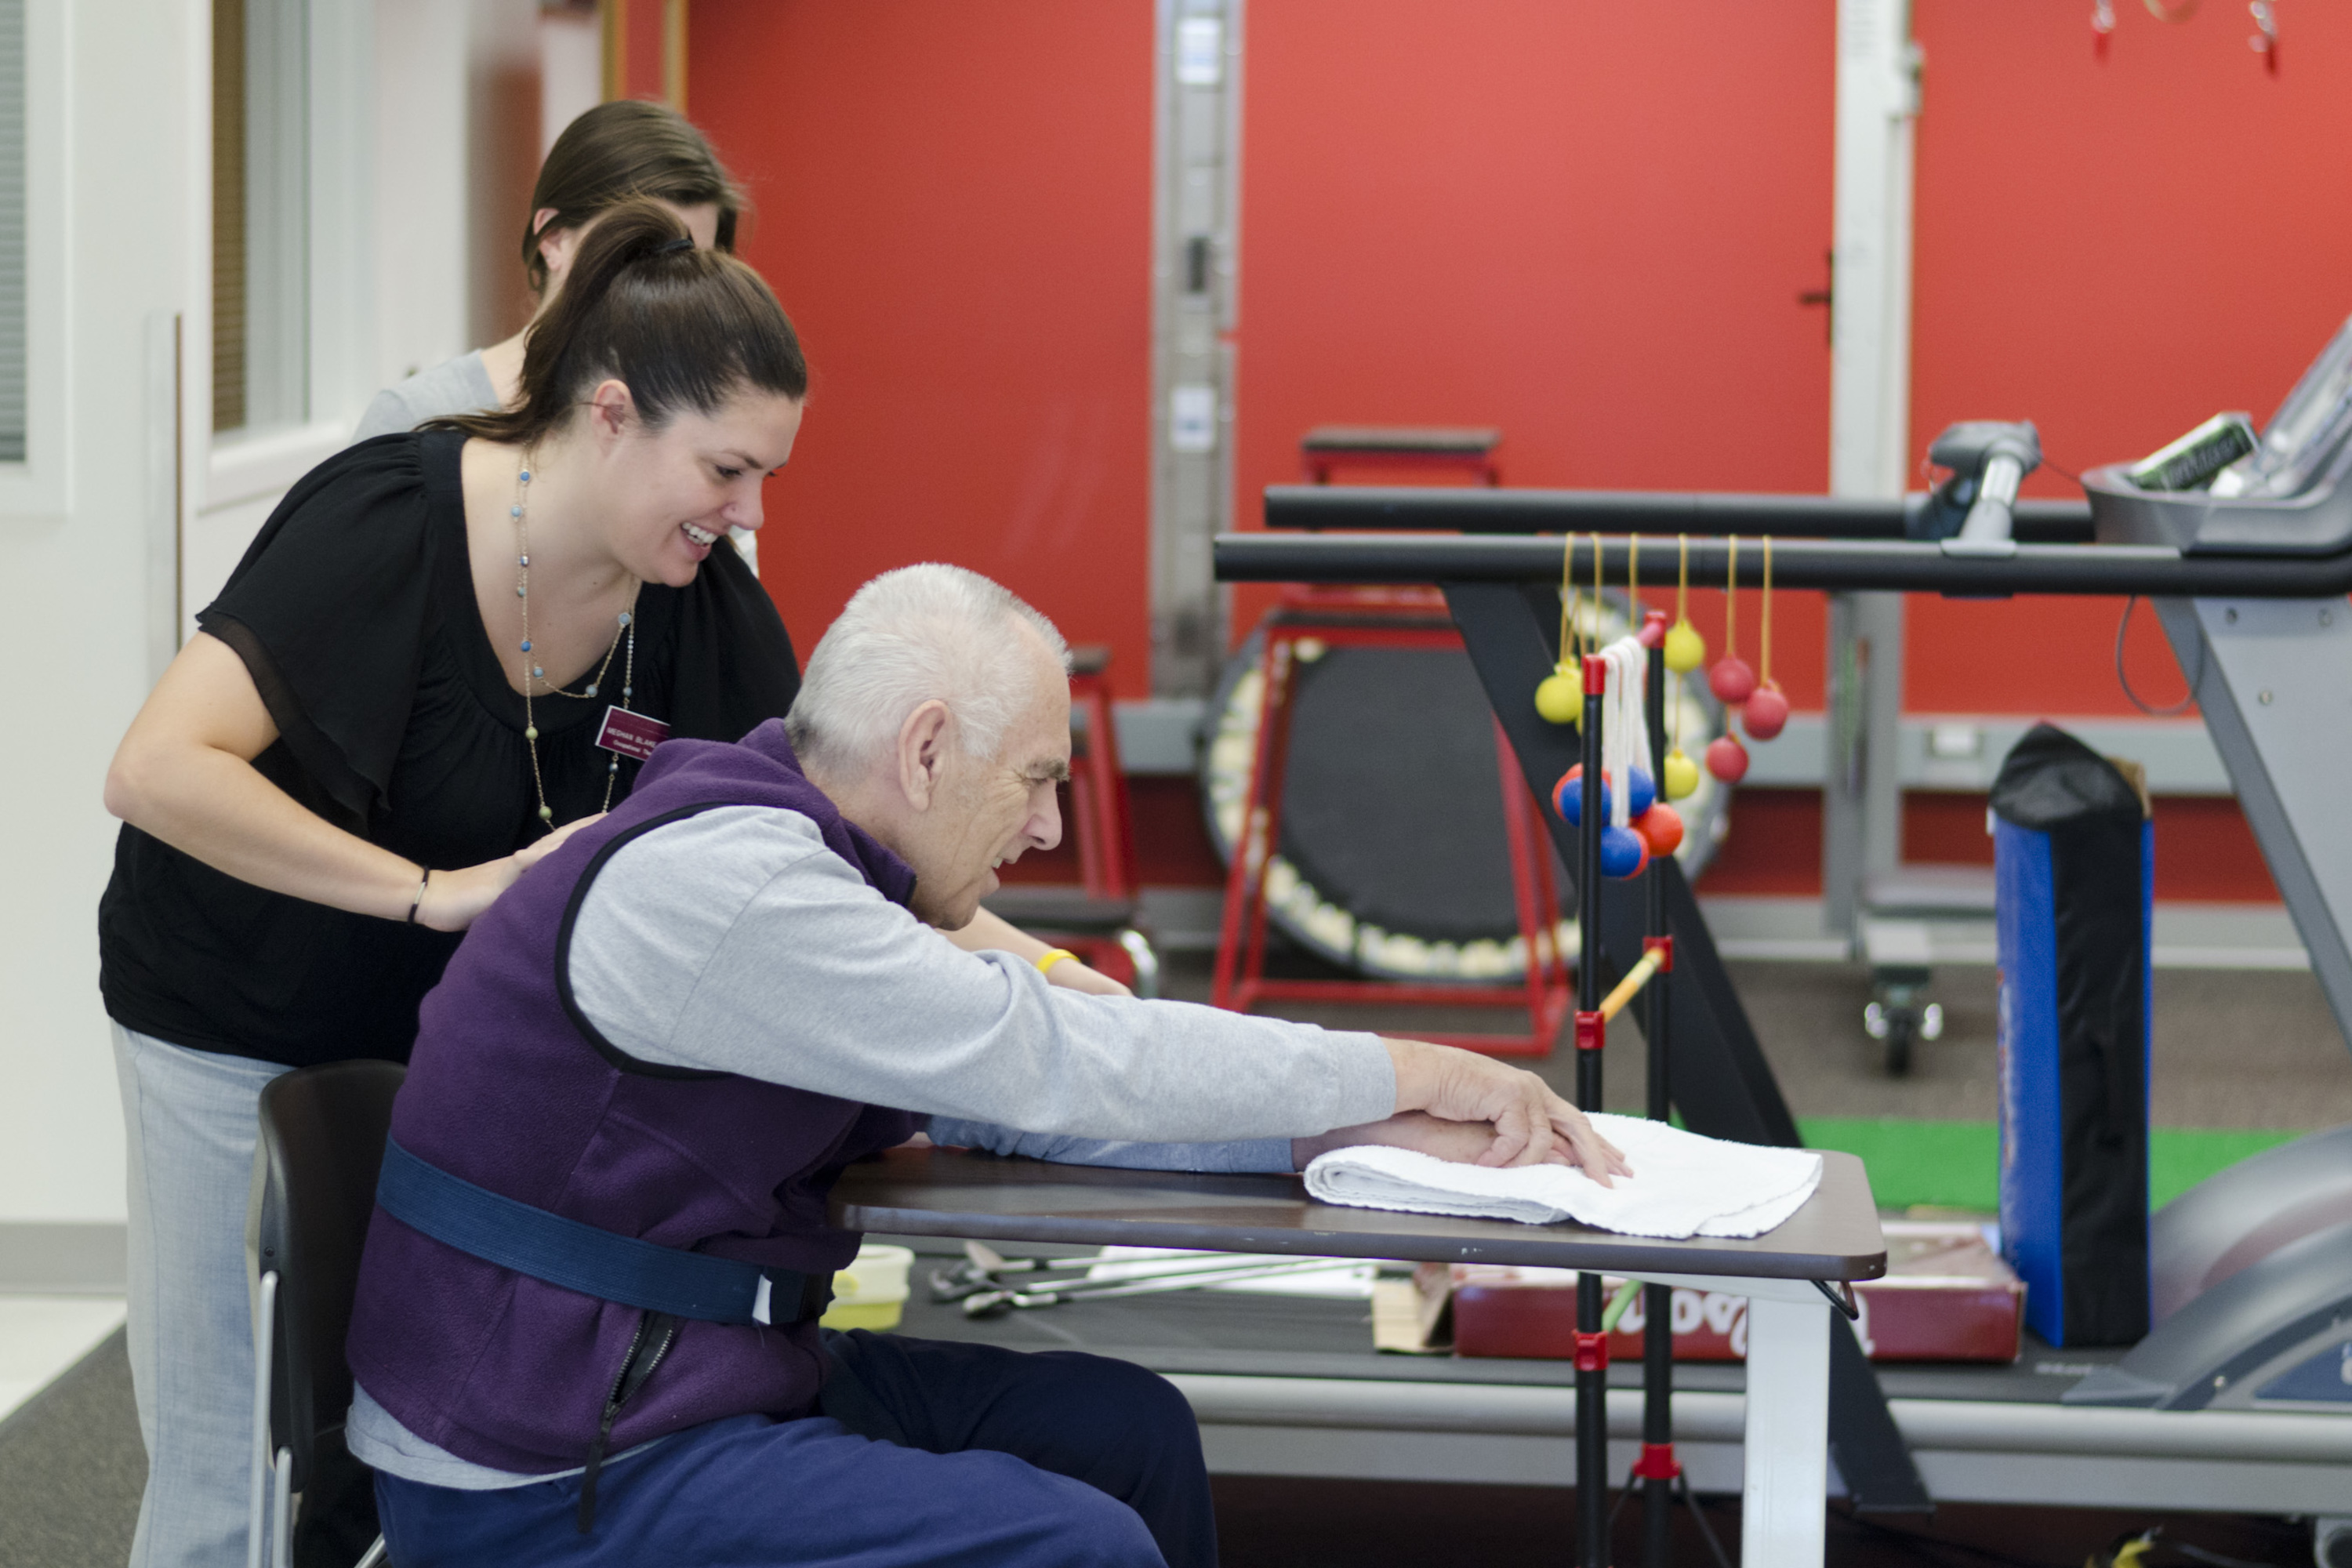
[576,1310,682,1534]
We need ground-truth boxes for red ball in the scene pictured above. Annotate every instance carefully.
[1706,733,1750,783]
[1638,610,1669,649]
[1743,682,1791,741]
[1709,655,1758,706]
[1635,802,1685,857]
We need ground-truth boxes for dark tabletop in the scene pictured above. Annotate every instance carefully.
[830,1148,1889,1283]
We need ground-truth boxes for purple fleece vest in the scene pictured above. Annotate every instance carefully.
[345,720,920,1474]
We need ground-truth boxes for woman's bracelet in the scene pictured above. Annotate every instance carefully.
[1034,947,1079,976]
[406,869,433,926]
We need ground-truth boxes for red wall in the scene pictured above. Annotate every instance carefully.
[1904,0,2352,716]
[690,1,1157,692]
[1236,0,1838,706]
[684,2,2351,898]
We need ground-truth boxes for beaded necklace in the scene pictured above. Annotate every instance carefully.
[513,452,642,829]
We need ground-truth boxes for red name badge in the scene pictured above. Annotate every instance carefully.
[594,707,670,762]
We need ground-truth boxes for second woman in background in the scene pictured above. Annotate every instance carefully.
[354,99,742,440]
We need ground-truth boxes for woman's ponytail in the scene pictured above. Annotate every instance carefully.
[428,197,806,448]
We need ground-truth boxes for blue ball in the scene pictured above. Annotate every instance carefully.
[1552,767,1611,827]
[1599,824,1646,878]
[1628,768,1657,818]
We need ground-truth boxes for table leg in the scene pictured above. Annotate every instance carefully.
[1740,1293,1832,1568]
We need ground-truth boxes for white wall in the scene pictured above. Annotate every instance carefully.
[0,0,527,1233]
[0,0,198,1225]
[374,0,471,389]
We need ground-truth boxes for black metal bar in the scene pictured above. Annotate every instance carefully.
[1576,662,1607,1568]
[1831,1326,1935,1514]
[1641,626,1675,1568]
[1265,483,2094,543]
[1218,530,2352,597]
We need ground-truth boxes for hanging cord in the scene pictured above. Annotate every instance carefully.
[1674,533,1690,750]
[1558,529,1578,666]
[1592,532,1604,644]
[1759,535,1773,686]
[1603,639,1647,826]
[2115,596,2198,716]
[1723,535,1739,659]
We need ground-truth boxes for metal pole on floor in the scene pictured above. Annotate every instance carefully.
[1639,617,1680,1568]
[1575,651,1609,1568]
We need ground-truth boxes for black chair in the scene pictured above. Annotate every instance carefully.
[249,1060,404,1568]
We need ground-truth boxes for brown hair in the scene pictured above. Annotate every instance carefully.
[430,199,807,448]
[523,100,747,296]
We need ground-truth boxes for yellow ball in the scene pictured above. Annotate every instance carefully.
[1534,670,1582,725]
[1661,749,1701,801]
[1663,619,1707,673]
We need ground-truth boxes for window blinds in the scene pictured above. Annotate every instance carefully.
[0,0,26,463]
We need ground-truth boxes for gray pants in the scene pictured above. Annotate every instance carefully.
[112,1025,289,1568]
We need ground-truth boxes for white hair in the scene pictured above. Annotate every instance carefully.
[786,563,1070,774]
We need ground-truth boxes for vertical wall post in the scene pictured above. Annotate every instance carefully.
[1822,0,1920,940]
[1149,0,1241,699]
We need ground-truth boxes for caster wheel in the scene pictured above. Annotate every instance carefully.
[1864,989,1940,1079]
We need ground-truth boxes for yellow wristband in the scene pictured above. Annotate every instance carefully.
[1035,948,1080,976]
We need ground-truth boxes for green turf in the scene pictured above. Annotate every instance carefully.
[1795,1117,2302,1213]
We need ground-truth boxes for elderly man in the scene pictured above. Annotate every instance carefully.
[343,564,1624,1568]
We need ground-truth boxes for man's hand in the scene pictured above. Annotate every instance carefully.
[1382,1039,1632,1183]
[1292,1111,1581,1171]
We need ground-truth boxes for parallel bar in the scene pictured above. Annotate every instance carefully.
[1218,531,2352,598]
[1265,484,2093,543]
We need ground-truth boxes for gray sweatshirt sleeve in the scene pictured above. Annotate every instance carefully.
[566,807,1397,1142]
[350,352,499,443]
[923,1117,1298,1174]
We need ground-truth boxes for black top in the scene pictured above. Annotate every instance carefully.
[98,430,802,1068]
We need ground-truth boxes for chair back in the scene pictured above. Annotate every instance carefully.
[254,1059,405,1493]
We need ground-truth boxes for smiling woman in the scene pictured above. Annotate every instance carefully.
[93,198,818,1568]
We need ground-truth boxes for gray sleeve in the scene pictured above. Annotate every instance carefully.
[566,808,1398,1142]
[349,352,498,444]
[349,387,419,443]
[924,1117,1297,1174]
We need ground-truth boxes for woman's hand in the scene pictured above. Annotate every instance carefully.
[1382,1038,1632,1183]
[412,814,604,932]
[107,633,609,930]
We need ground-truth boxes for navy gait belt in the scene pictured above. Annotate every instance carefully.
[374,1138,834,1327]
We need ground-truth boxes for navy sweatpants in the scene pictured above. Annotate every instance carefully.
[372,1331,1214,1568]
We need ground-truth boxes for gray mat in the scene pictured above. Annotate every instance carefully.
[0,1327,144,1568]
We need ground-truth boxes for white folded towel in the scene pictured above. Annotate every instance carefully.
[1303,1113,1824,1240]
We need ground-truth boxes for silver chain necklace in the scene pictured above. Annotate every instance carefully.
[513,452,641,829]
